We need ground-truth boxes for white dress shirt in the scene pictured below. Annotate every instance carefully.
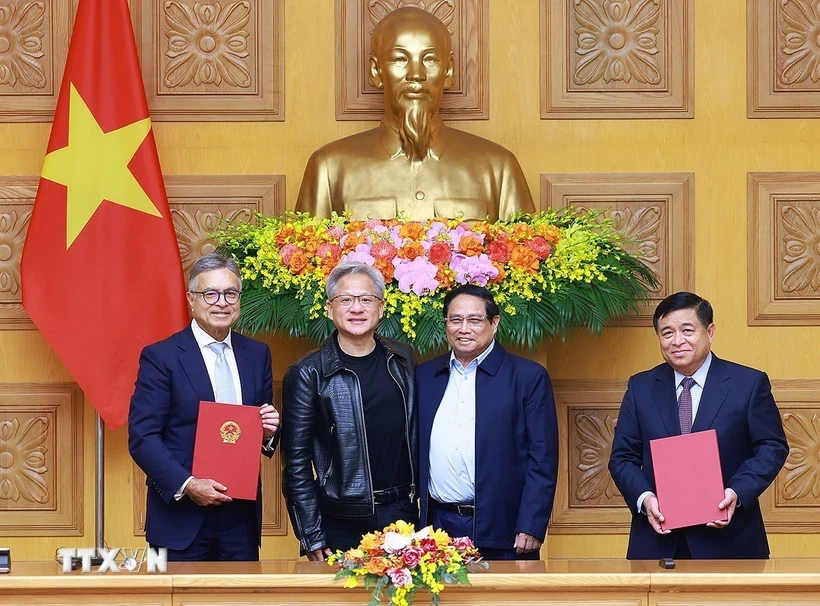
[428,340,495,504]
[637,352,713,513]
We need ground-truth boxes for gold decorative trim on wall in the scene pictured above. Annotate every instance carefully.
[0,0,77,122]
[0,176,37,329]
[550,380,631,534]
[131,0,285,121]
[761,380,820,533]
[335,0,489,121]
[133,382,286,536]
[164,175,285,279]
[541,172,695,326]
[0,383,83,536]
[748,172,820,325]
[540,0,694,119]
[748,0,820,118]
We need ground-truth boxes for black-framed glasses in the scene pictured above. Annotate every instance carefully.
[445,315,492,328]
[330,294,382,308]
[191,289,242,305]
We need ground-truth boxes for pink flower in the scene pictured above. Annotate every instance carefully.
[401,546,424,567]
[452,536,475,551]
[342,243,375,265]
[527,236,552,260]
[428,241,452,265]
[371,240,398,262]
[383,531,412,553]
[388,567,413,587]
[394,257,440,295]
[316,242,342,261]
[448,225,484,250]
[326,226,344,240]
[450,254,499,286]
[279,243,299,265]
[486,240,512,264]
[426,221,447,240]
[365,218,384,229]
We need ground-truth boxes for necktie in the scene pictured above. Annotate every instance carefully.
[208,342,238,404]
[678,376,695,434]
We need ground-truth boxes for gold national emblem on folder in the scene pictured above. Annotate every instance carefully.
[219,421,241,444]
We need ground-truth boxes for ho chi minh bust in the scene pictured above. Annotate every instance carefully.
[295,7,535,222]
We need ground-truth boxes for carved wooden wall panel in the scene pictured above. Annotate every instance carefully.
[542,173,694,326]
[131,0,285,121]
[0,177,36,329]
[748,172,820,325]
[748,0,820,117]
[550,380,631,534]
[335,0,489,120]
[133,382,285,536]
[541,0,693,119]
[0,383,83,536]
[760,380,820,533]
[0,0,77,122]
[164,174,285,279]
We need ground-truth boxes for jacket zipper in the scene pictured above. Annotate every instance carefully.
[386,352,415,501]
[346,368,375,515]
[320,425,335,487]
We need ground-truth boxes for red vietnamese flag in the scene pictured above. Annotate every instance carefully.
[21,0,188,429]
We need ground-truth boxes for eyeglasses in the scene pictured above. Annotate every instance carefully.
[330,294,382,308]
[190,289,242,305]
[446,315,492,328]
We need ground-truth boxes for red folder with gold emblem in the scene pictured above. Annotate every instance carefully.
[650,429,728,530]
[191,401,262,501]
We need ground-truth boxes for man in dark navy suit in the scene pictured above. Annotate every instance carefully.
[128,253,279,561]
[416,285,558,560]
[609,292,788,560]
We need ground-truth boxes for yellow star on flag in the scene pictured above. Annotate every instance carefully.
[41,83,162,248]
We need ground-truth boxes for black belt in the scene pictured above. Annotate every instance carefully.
[430,498,474,516]
[373,483,413,505]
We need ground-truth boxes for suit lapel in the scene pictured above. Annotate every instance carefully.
[652,364,680,436]
[691,355,731,432]
[232,334,254,405]
[178,327,215,402]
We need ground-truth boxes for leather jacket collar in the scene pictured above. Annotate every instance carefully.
[320,331,412,377]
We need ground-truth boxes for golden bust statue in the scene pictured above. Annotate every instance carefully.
[296,7,535,221]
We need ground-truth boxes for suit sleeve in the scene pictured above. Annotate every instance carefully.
[515,367,558,540]
[128,346,191,504]
[727,372,789,507]
[281,364,326,554]
[608,376,654,514]
[260,344,279,458]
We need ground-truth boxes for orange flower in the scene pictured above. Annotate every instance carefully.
[275,224,295,246]
[400,221,426,240]
[537,224,561,245]
[458,235,483,257]
[342,233,368,252]
[360,532,382,553]
[348,221,367,233]
[366,557,391,576]
[436,266,453,289]
[375,258,395,282]
[384,217,402,228]
[512,223,535,242]
[509,245,540,273]
[398,241,424,261]
[489,262,506,283]
[286,251,310,275]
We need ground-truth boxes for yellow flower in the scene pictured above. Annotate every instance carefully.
[343,576,359,588]
[429,528,450,547]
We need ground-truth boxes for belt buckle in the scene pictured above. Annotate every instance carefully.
[457,504,473,516]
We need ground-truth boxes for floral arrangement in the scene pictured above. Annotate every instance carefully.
[216,210,657,354]
[327,520,486,606]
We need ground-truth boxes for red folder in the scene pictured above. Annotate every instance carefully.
[649,429,728,530]
[192,401,262,501]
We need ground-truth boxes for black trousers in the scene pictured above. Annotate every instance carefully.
[323,499,419,553]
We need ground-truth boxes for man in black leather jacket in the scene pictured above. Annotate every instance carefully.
[282,262,418,560]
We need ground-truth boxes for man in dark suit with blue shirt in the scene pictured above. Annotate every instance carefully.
[416,285,558,560]
[608,291,788,560]
[128,253,280,561]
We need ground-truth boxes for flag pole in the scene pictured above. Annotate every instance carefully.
[96,412,104,551]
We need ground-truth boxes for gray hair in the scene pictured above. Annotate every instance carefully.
[188,253,242,291]
[326,262,385,299]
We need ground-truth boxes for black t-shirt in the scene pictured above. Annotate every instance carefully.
[336,337,412,491]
